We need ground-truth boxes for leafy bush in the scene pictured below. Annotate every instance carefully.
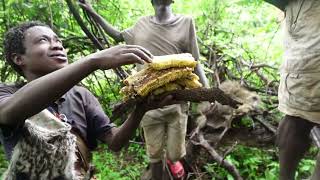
[93,143,148,180]
[0,147,9,175]
[204,145,316,180]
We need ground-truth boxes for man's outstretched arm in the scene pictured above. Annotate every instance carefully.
[99,108,145,152]
[79,0,124,42]
[99,95,178,152]
[195,64,209,88]
[0,45,152,126]
[188,18,210,88]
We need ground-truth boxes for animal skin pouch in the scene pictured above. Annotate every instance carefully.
[2,109,77,180]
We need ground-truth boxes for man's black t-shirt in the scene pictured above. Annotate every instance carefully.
[0,83,115,159]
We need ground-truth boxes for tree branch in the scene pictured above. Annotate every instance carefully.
[112,87,241,120]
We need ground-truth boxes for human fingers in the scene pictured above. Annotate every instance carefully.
[125,45,153,61]
[158,95,174,107]
[121,53,145,65]
[155,95,183,108]
[122,48,152,63]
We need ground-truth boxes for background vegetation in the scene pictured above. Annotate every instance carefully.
[0,0,317,179]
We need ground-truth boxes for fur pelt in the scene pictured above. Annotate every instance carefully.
[2,110,77,180]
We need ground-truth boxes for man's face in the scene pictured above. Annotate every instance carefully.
[20,26,68,77]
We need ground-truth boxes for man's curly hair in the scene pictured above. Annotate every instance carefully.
[3,21,48,76]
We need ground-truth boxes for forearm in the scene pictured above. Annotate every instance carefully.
[108,108,145,151]
[86,10,123,42]
[0,58,97,125]
[195,63,209,88]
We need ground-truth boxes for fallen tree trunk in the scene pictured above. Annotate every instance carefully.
[112,87,241,120]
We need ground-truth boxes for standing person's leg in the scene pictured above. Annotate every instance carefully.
[142,111,166,180]
[277,115,315,180]
[311,153,320,180]
[166,104,188,179]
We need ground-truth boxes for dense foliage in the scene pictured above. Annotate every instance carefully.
[0,0,317,179]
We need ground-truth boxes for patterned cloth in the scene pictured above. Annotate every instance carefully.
[2,110,77,180]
